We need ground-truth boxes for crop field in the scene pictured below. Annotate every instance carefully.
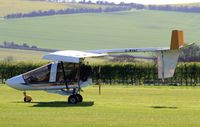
[0,10,200,50]
[0,0,104,17]
[0,48,107,63]
[0,48,47,62]
[1,84,200,127]
[171,2,200,6]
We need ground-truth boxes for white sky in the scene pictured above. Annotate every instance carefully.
[84,0,200,4]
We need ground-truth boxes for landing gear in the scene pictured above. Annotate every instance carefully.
[76,94,83,102]
[68,95,78,104]
[24,96,32,102]
[23,91,32,103]
[68,94,83,104]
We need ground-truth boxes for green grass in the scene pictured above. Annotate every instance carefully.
[1,84,200,127]
[0,10,200,50]
[0,0,105,17]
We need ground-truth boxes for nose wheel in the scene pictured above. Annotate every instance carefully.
[68,94,83,104]
[23,91,32,102]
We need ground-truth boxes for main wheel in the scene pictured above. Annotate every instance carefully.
[68,95,78,104]
[76,94,83,102]
[24,96,32,102]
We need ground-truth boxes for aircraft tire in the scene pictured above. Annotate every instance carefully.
[24,97,31,102]
[68,95,78,104]
[76,94,83,102]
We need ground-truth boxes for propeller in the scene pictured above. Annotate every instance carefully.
[78,62,82,93]
[97,66,101,95]
[98,83,101,95]
[77,62,86,93]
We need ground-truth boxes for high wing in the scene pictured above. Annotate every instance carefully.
[87,47,169,54]
[87,43,193,55]
[43,50,107,63]
[42,47,170,63]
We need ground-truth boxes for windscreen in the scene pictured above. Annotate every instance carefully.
[23,64,51,84]
[22,62,92,84]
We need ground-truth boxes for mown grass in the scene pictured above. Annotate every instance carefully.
[0,0,105,17]
[1,10,200,50]
[1,84,200,127]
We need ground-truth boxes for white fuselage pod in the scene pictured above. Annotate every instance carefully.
[5,62,92,91]
[6,75,28,90]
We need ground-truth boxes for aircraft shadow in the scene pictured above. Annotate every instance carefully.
[31,101,94,107]
[150,106,178,109]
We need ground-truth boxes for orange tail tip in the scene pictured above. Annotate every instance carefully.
[170,30,184,50]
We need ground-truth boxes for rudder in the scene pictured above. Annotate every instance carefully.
[170,30,184,50]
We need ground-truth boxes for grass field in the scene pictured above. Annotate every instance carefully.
[0,10,200,50]
[0,48,47,62]
[0,0,105,17]
[0,48,108,62]
[170,2,200,6]
[1,84,200,127]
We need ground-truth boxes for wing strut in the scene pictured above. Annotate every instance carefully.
[77,63,81,93]
[60,61,68,89]
[161,51,165,84]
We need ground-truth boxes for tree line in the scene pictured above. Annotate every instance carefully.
[179,44,200,62]
[5,1,200,19]
[0,41,58,52]
[4,6,132,19]
[89,1,200,13]
[148,5,200,13]
[1,61,200,86]
[5,5,200,19]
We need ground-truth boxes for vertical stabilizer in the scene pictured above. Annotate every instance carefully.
[170,30,184,50]
[158,30,184,79]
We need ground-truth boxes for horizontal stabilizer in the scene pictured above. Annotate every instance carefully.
[43,50,107,63]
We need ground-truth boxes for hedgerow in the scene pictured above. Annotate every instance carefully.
[1,61,200,85]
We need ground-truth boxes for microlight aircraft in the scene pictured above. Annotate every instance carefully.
[6,30,190,104]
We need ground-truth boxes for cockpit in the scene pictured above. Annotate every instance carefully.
[22,62,92,85]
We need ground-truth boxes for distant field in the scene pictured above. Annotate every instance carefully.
[0,48,47,62]
[0,48,107,63]
[170,2,200,6]
[1,85,200,127]
[0,0,104,17]
[0,10,200,50]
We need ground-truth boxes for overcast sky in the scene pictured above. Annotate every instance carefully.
[83,0,200,4]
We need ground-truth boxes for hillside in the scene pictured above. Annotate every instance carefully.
[148,2,200,13]
[0,48,47,62]
[168,2,200,6]
[0,10,199,50]
[0,0,104,17]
